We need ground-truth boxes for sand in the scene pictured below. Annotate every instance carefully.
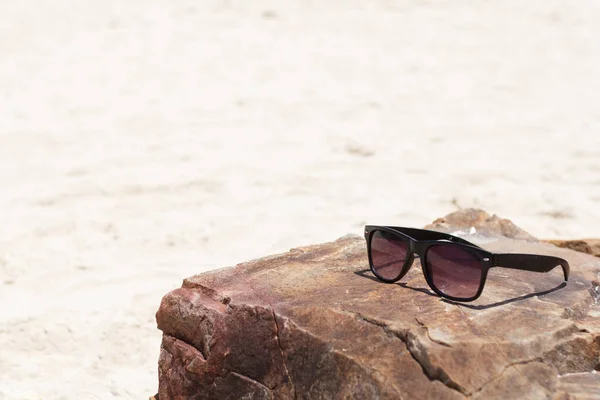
[1,1,600,398]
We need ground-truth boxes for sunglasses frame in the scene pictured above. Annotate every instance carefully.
[365,225,570,302]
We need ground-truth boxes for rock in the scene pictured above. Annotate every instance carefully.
[545,239,600,258]
[156,210,600,399]
[424,208,537,241]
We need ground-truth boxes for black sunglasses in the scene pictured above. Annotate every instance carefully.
[364,226,570,302]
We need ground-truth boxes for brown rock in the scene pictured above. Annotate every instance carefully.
[156,210,600,399]
[545,239,600,258]
[424,208,537,241]
[554,372,600,399]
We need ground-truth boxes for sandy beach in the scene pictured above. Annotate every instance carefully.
[1,1,600,398]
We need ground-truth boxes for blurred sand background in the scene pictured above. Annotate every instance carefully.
[1,0,600,398]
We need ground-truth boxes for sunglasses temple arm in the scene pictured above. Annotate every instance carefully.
[494,254,570,281]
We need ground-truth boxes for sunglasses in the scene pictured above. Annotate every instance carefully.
[365,226,570,302]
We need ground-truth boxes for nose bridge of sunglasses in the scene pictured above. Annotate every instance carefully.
[412,241,430,255]
[412,240,485,262]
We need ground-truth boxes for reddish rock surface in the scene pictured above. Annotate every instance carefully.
[424,208,537,241]
[156,210,600,399]
[545,239,600,259]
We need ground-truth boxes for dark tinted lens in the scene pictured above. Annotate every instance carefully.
[370,230,409,280]
[426,244,483,299]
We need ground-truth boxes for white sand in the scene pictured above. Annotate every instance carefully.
[1,0,600,398]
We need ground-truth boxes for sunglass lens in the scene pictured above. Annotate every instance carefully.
[369,230,409,280]
[426,244,483,299]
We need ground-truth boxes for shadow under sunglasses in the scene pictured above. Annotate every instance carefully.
[353,269,567,310]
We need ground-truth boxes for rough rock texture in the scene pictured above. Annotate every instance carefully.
[545,239,600,259]
[156,209,600,399]
[424,209,537,241]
